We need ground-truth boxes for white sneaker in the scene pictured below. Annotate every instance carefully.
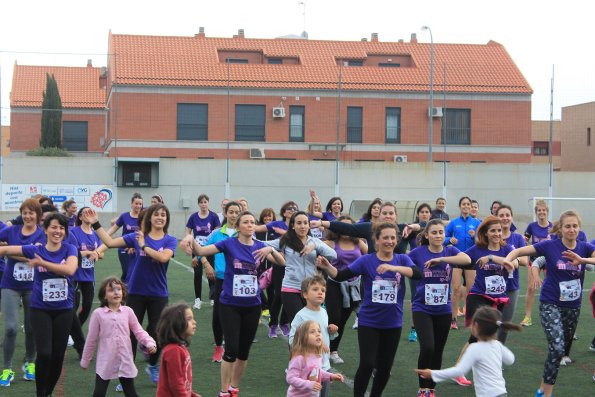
[330,351,344,364]
[115,383,123,392]
[352,318,358,329]
[560,356,572,365]
[67,336,74,347]
[193,298,202,310]
[210,300,215,306]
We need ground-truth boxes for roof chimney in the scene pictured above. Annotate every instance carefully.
[87,59,93,67]
[361,38,368,42]
[195,26,205,38]
[371,33,379,42]
[410,33,418,44]
[398,39,404,43]
[238,29,245,38]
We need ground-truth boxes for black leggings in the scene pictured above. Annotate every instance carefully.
[412,312,451,389]
[354,326,401,397]
[325,279,357,352]
[193,256,215,300]
[118,250,131,283]
[127,294,168,366]
[93,374,138,397]
[212,278,224,346]
[70,281,95,353]
[30,308,73,397]
[219,303,261,362]
[281,291,305,325]
[268,264,287,326]
[465,294,505,344]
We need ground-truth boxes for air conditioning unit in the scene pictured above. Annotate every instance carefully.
[393,155,408,163]
[249,148,265,159]
[272,107,286,118]
[429,107,443,118]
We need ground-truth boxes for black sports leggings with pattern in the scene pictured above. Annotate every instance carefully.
[539,302,580,385]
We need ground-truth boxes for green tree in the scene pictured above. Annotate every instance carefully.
[40,73,62,148]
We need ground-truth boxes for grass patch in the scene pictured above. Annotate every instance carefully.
[26,147,72,157]
[2,250,594,396]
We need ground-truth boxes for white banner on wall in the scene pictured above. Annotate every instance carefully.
[1,184,116,212]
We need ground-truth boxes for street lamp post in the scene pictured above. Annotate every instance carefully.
[421,26,434,162]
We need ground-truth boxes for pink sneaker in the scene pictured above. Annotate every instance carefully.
[453,375,472,386]
[212,345,224,362]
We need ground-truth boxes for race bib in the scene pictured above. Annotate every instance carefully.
[233,274,257,297]
[13,262,34,282]
[42,278,68,302]
[310,228,323,239]
[559,279,581,301]
[484,275,506,295]
[195,236,208,246]
[372,279,397,304]
[81,257,95,269]
[425,283,449,305]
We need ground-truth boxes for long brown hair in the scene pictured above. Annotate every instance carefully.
[141,203,170,234]
[289,320,322,360]
[475,216,505,248]
[473,306,522,339]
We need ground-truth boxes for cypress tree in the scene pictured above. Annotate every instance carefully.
[40,73,62,148]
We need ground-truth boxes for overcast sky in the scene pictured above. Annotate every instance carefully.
[1,0,593,125]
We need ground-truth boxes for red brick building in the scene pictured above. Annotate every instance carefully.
[11,30,533,166]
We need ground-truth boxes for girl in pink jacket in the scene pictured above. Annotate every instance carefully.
[286,321,343,397]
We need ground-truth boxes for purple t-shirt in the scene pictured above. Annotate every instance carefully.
[70,227,102,282]
[348,253,414,329]
[533,239,593,308]
[524,221,552,245]
[214,237,266,307]
[123,233,177,297]
[0,225,46,290]
[322,212,338,222]
[408,245,460,315]
[22,243,78,310]
[465,245,513,299]
[503,233,526,291]
[186,211,220,243]
[116,212,140,253]
[265,220,288,239]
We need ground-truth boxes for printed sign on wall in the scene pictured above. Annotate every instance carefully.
[1,184,115,212]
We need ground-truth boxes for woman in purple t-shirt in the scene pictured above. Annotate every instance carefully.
[185,193,220,310]
[408,219,471,396]
[84,204,177,385]
[0,213,78,397]
[106,193,143,282]
[506,210,595,397]
[181,211,284,397]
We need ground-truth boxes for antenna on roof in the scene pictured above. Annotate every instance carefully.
[298,1,308,38]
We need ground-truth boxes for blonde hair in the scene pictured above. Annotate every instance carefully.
[290,320,322,360]
[534,199,549,213]
[550,210,581,237]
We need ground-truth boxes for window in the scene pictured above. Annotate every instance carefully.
[347,107,363,143]
[62,121,88,151]
[235,105,265,141]
[118,161,159,187]
[226,58,249,64]
[347,60,363,66]
[588,128,591,146]
[379,63,401,68]
[533,141,549,156]
[289,106,305,142]
[441,109,471,145]
[268,58,282,64]
[177,104,208,140]
[385,108,401,143]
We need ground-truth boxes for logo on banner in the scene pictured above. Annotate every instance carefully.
[90,188,113,209]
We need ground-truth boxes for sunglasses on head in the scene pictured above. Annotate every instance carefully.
[286,206,298,211]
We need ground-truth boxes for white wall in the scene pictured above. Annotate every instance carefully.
[3,157,593,238]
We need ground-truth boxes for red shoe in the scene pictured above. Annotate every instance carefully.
[453,375,472,386]
[450,318,458,330]
[228,386,239,397]
[212,345,224,363]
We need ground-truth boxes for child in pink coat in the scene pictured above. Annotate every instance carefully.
[286,321,343,397]
[81,277,156,397]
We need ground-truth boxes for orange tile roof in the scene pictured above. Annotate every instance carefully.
[11,64,106,109]
[109,33,532,94]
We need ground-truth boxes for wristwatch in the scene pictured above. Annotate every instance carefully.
[487,255,493,262]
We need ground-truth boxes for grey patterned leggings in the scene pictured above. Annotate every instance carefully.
[539,302,580,385]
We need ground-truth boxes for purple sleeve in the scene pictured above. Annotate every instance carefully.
[185,214,194,229]
[165,235,178,256]
[212,212,221,229]
[115,214,125,227]
[21,245,38,259]
[214,238,229,253]
[122,233,136,249]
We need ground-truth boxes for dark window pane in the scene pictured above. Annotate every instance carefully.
[235,105,265,141]
[268,58,282,64]
[289,106,304,142]
[441,109,471,145]
[379,63,401,68]
[347,107,363,143]
[63,121,88,151]
[177,104,208,140]
[386,107,401,143]
[226,58,249,64]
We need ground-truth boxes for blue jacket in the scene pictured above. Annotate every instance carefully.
[444,215,481,251]
[204,224,237,280]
